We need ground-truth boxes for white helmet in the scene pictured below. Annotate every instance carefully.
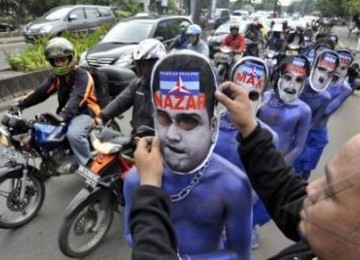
[133,39,166,61]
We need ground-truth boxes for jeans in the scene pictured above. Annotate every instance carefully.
[66,114,92,166]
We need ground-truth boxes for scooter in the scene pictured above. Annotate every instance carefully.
[58,126,154,258]
[214,46,236,82]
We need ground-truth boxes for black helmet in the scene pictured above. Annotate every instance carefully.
[230,23,239,31]
[44,37,76,76]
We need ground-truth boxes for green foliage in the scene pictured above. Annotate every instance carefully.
[114,10,133,20]
[345,0,360,15]
[5,25,110,72]
[0,15,15,24]
[119,0,142,15]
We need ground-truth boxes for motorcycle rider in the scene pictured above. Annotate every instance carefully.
[17,37,100,171]
[167,21,191,51]
[91,39,167,134]
[186,24,209,57]
[265,23,286,52]
[221,23,246,58]
[244,23,261,57]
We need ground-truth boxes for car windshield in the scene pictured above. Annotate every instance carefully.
[43,7,72,21]
[102,21,153,44]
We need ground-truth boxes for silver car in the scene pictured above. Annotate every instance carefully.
[23,5,116,43]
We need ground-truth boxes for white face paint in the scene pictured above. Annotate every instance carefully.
[231,58,268,115]
[278,73,306,103]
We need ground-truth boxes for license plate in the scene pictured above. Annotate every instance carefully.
[1,147,17,161]
[77,165,100,188]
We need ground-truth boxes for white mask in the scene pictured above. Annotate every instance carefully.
[309,50,339,92]
[231,57,268,115]
[332,50,353,85]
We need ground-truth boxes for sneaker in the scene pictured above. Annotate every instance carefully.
[251,228,260,249]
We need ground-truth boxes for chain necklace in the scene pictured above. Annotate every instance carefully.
[170,160,210,202]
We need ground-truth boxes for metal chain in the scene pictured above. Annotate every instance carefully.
[170,160,210,203]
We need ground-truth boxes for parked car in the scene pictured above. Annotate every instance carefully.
[232,10,249,18]
[0,22,15,32]
[207,20,250,58]
[80,15,192,69]
[208,8,231,30]
[23,5,116,43]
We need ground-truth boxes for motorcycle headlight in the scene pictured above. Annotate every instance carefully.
[0,127,12,147]
[40,24,53,34]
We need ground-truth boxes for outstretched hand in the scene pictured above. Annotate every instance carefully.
[215,81,258,137]
[134,137,163,187]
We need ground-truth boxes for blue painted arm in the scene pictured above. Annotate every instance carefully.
[324,86,352,116]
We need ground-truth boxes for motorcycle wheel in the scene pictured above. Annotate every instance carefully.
[58,199,114,258]
[0,174,45,229]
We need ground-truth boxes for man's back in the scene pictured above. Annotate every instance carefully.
[187,39,209,58]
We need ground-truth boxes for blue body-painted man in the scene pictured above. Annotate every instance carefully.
[124,51,253,259]
[214,57,278,248]
[294,50,340,180]
[258,55,312,166]
[324,49,354,120]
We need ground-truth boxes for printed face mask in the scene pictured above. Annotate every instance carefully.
[151,51,218,175]
[230,57,268,115]
[310,50,339,92]
[332,50,353,85]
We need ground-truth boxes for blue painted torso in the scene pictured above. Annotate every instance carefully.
[257,90,311,165]
[124,154,252,259]
[299,81,332,129]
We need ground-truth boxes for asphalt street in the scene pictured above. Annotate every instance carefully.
[0,39,27,71]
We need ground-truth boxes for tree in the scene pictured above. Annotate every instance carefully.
[345,0,360,15]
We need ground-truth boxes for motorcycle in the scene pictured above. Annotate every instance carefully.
[285,44,301,56]
[214,46,236,82]
[0,110,79,229]
[243,38,260,57]
[264,48,281,77]
[58,126,154,258]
